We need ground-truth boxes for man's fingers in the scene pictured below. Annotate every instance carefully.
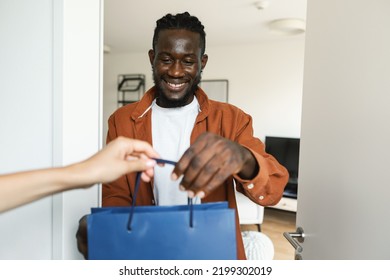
[180,153,219,193]
[181,142,243,198]
[76,215,88,259]
[172,136,208,179]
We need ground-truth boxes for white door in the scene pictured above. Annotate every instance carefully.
[0,0,103,259]
[285,0,390,259]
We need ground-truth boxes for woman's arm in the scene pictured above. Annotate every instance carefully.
[0,137,159,213]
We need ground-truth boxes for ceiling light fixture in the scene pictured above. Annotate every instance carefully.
[268,18,306,35]
[255,1,270,10]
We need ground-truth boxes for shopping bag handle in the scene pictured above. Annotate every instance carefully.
[127,158,194,231]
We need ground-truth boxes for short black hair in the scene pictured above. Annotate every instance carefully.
[152,12,206,55]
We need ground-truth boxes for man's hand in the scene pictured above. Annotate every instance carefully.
[171,132,259,198]
[76,215,88,259]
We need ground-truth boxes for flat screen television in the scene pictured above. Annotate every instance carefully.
[265,136,300,199]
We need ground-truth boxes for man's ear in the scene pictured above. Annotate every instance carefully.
[201,54,208,71]
[148,49,155,65]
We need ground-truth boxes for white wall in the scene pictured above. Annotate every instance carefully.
[0,0,54,259]
[205,40,304,140]
[103,38,305,143]
[0,0,102,259]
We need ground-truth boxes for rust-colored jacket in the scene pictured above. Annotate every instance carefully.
[103,86,289,260]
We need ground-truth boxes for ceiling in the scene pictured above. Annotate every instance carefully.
[104,0,307,54]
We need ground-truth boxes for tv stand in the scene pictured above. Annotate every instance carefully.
[269,196,297,212]
[269,178,298,212]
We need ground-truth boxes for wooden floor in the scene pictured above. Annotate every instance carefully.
[261,207,297,260]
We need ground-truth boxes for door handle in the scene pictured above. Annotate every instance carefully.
[283,226,305,253]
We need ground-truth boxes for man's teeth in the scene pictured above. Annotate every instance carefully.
[167,82,185,89]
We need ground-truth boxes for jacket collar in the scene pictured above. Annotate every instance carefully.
[131,86,210,122]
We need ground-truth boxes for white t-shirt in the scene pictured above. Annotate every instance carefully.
[151,97,200,206]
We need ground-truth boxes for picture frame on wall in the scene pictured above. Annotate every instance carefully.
[199,79,229,103]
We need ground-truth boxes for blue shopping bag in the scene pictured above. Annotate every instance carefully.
[87,159,237,260]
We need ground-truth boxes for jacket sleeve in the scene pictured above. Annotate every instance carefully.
[232,112,289,206]
[101,114,133,206]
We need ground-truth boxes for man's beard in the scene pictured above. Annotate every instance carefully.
[153,74,201,108]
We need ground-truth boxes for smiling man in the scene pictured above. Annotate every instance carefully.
[149,28,207,107]
[77,12,288,260]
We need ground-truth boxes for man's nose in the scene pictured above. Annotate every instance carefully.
[168,61,184,77]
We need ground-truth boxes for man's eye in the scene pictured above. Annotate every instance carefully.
[183,60,195,66]
[160,58,172,64]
